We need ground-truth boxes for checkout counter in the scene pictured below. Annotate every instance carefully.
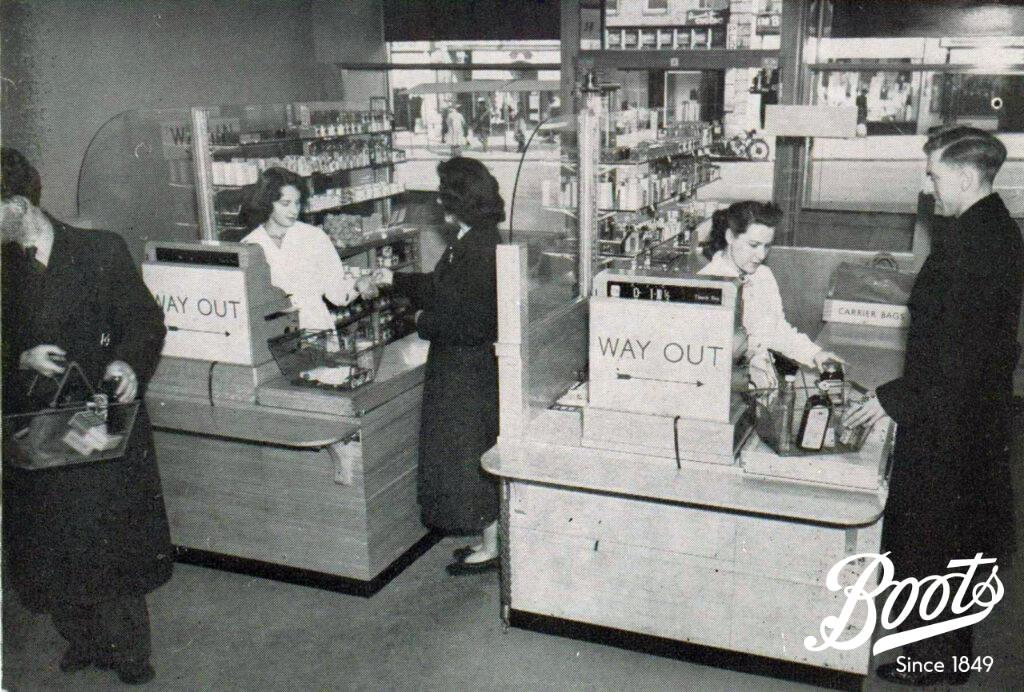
[484,246,907,686]
[142,241,431,592]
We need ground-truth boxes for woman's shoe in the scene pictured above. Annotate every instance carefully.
[451,546,475,562]
[446,556,498,576]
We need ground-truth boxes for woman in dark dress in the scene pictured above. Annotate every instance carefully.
[376,156,502,574]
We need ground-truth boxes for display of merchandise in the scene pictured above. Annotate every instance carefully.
[307,182,405,213]
[210,137,405,186]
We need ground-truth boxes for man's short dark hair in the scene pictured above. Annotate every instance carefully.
[924,126,1007,185]
[1,147,43,206]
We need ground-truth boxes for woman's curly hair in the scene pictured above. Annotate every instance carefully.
[437,156,505,228]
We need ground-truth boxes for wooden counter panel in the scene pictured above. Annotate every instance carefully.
[153,378,428,581]
[505,482,880,675]
[149,395,358,447]
[731,574,870,674]
[367,465,424,576]
[511,529,736,648]
[734,516,882,585]
[510,483,736,561]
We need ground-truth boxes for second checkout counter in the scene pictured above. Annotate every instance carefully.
[484,246,910,685]
[142,239,431,591]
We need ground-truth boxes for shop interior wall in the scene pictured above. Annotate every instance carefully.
[1,0,386,248]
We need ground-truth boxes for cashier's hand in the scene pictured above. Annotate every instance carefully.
[104,361,138,402]
[371,268,393,286]
[20,345,67,377]
[843,393,888,430]
[748,350,778,391]
[356,275,379,301]
[811,350,845,371]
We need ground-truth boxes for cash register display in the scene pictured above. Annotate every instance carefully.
[155,247,241,267]
[607,280,722,306]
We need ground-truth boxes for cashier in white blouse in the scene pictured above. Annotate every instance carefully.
[698,201,842,388]
[240,167,376,330]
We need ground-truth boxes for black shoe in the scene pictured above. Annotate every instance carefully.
[112,661,155,685]
[451,546,476,562]
[59,647,94,673]
[446,556,498,576]
[876,661,969,687]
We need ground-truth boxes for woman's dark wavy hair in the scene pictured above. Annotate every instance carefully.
[240,167,309,231]
[703,200,783,259]
[437,156,505,227]
[1,147,43,206]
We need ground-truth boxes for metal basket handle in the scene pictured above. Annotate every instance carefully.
[27,361,97,408]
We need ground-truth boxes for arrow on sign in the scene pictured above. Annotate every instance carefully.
[616,372,703,387]
[169,326,231,337]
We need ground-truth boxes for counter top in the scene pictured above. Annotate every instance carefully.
[482,319,907,527]
[483,406,886,527]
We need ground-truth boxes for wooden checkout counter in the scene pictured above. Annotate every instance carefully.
[484,246,910,688]
[142,241,432,593]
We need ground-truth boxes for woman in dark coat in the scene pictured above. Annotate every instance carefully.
[377,156,502,574]
[2,147,172,685]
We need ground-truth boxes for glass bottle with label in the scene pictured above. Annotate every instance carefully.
[797,390,833,451]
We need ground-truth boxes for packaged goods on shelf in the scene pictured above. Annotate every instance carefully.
[323,213,365,247]
[307,182,405,213]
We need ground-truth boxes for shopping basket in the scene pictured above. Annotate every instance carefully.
[2,362,140,470]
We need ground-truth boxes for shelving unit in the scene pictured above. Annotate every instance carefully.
[186,101,406,241]
[546,97,720,274]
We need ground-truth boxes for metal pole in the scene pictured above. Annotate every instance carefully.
[578,81,602,297]
[190,107,218,241]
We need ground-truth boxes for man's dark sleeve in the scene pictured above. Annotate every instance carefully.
[108,236,166,387]
[876,253,1001,427]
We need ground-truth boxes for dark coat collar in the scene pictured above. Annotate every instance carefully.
[957,193,1008,231]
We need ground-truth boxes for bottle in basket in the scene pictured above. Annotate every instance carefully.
[797,389,833,451]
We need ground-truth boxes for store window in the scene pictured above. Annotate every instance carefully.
[799,38,1024,250]
[645,0,668,14]
[606,0,618,14]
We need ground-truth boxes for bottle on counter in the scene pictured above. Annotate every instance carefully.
[778,374,796,453]
[797,388,833,451]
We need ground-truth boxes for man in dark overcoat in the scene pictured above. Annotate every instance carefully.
[2,147,173,685]
[846,127,1023,686]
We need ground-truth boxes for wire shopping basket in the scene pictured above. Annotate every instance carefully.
[2,362,140,470]
[269,329,386,392]
[745,375,873,457]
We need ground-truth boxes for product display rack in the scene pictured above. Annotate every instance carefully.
[187,101,406,241]
[546,101,719,272]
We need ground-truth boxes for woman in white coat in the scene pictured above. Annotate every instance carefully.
[240,167,374,331]
[698,201,841,387]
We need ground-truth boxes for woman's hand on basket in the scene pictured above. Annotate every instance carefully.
[355,275,380,301]
[104,360,138,402]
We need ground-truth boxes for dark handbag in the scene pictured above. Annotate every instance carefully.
[3,362,139,471]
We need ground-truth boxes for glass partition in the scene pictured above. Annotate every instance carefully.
[78,107,200,264]
[795,37,1024,253]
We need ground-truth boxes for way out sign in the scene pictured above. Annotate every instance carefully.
[143,264,255,364]
[588,296,737,422]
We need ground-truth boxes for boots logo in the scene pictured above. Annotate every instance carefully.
[804,553,1003,654]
